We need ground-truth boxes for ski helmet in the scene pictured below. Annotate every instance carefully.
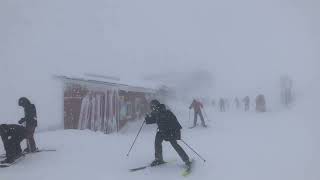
[150,99,160,111]
[18,97,31,107]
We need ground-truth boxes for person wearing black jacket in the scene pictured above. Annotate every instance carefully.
[0,124,27,163]
[18,97,38,152]
[145,100,191,167]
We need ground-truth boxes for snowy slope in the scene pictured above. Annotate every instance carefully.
[1,101,319,180]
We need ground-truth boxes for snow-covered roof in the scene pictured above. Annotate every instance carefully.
[54,73,161,94]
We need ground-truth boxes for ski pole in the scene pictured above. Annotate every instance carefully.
[126,120,145,157]
[203,107,212,122]
[181,139,206,162]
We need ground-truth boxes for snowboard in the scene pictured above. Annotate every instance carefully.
[0,155,26,168]
[0,149,56,168]
[0,148,56,158]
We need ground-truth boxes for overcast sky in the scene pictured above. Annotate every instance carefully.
[0,0,319,127]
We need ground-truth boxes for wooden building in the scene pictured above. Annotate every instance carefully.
[57,75,158,134]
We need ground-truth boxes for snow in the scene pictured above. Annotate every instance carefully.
[1,101,319,180]
[0,0,319,179]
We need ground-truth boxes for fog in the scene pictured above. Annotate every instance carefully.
[0,0,319,129]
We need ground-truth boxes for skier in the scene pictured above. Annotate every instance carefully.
[255,94,266,112]
[189,99,207,128]
[0,124,27,163]
[242,96,250,111]
[219,98,225,112]
[18,97,38,152]
[145,100,191,167]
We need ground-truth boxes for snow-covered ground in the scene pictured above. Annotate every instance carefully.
[0,101,319,180]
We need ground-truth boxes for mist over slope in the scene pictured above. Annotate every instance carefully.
[0,0,319,130]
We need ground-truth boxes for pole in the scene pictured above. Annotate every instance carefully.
[126,120,145,157]
[181,139,206,162]
[202,108,210,122]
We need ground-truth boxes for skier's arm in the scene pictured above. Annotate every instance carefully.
[145,113,156,124]
[18,118,26,124]
[189,102,193,109]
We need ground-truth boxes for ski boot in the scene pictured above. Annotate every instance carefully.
[150,159,165,167]
[185,160,192,167]
[0,158,14,164]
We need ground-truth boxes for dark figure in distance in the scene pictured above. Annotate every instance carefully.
[219,98,225,112]
[242,96,250,111]
[145,100,191,167]
[189,99,207,128]
[0,124,27,163]
[255,94,266,112]
[234,97,241,109]
[18,97,38,152]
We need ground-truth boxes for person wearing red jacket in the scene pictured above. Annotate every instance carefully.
[189,99,207,128]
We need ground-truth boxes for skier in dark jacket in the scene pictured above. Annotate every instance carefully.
[18,97,38,152]
[145,100,191,167]
[0,124,27,163]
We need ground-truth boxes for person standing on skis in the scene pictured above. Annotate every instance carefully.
[18,97,38,152]
[219,98,225,112]
[145,100,191,167]
[0,124,27,163]
[242,96,250,112]
[189,99,207,128]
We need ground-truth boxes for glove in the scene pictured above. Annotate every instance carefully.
[145,115,151,124]
[18,118,25,124]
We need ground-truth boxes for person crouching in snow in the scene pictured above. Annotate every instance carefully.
[145,100,191,167]
[0,124,27,163]
[18,97,38,153]
[189,99,207,127]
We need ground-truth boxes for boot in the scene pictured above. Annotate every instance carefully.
[185,159,192,167]
[23,148,30,153]
[1,158,14,164]
[150,159,165,167]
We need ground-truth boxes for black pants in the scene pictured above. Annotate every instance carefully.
[4,139,22,161]
[26,127,37,152]
[154,132,189,163]
[194,111,206,126]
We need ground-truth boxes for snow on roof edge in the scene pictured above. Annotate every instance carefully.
[53,74,159,94]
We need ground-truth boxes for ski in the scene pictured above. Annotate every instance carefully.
[0,155,26,168]
[25,149,57,154]
[181,159,194,177]
[0,149,56,166]
[0,149,56,158]
[129,160,176,172]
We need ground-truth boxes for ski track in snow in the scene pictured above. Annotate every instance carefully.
[0,103,319,180]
